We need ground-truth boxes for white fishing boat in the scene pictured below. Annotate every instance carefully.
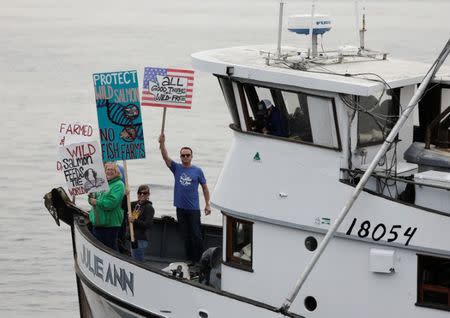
[44,3,450,317]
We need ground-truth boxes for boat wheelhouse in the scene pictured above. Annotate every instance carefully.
[190,43,450,316]
[45,10,450,318]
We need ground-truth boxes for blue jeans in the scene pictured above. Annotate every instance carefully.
[176,208,203,262]
[131,240,149,262]
[92,227,121,251]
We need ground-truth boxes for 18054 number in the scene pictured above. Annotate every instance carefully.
[345,218,417,246]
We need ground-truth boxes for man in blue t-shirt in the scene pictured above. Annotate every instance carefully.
[159,133,211,263]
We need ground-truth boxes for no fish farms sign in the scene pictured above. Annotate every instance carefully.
[93,70,146,161]
[141,67,194,109]
[59,141,109,196]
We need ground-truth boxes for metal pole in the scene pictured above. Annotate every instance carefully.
[309,0,316,58]
[277,0,284,59]
[279,39,450,314]
[354,0,360,46]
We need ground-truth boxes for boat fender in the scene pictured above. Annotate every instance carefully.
[199,247,222,288]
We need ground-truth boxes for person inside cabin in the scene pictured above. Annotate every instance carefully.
[253,100,268,133]
[258,99,287,137]
[128,184,155,261]
[88,162,125,251]
[158,133,211,265]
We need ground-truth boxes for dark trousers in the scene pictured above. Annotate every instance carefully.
[92,227,121,251]
[176,208,203,262]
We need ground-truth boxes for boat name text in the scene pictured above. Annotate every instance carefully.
[81,244,134,296]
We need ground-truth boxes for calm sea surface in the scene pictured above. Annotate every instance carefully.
[0,0,449,316]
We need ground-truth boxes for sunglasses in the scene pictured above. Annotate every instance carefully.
[138,191,149,195]
[180,154,191,158]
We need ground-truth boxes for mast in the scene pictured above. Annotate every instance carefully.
[279,38,450,314]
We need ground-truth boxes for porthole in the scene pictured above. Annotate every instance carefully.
[305,236,318,251]
[304,296,317,311]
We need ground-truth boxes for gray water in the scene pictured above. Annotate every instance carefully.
[0,0,449,316]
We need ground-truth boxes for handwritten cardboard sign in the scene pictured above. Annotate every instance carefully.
[58,121,95,146]
[141,67,194,109]
[58,141,109,196]
[57,121,96,171]
[93,70,146,161]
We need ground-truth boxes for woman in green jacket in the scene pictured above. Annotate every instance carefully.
[88,162,125,251]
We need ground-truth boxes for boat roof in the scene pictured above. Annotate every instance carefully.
[192,45,450,96]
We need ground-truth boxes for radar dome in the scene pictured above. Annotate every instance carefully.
[287,14,332,35]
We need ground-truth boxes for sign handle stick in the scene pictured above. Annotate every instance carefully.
[161,107,167,134]
[123,160,136,247]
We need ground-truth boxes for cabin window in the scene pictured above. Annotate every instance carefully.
[225,215,253,270]
[417,254,450,310]
[357,89,400,147]
[227,79,341,149]
[282,91,313,142]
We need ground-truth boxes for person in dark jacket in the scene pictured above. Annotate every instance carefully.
[129,184,155,261]
[258,99,287,137]
[88,162,125,251]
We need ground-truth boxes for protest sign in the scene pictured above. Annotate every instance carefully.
[93,70,146,161]
[58,121,95,146]
[57,121,95,171]
[58,141,109,196]
[141,67,194,109]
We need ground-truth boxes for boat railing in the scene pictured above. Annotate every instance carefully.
[260,47,388,70]
[340,168,450,215]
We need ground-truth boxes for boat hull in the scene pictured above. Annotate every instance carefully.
[71,218,295,318]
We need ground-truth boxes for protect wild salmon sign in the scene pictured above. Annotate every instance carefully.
[58,141,108,196]
[93,70,146,161]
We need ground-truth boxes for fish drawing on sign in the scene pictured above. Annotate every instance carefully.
[83,168,105,193]
[97,99,144,143]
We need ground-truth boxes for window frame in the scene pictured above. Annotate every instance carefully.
[356,88,401,148]
[217,75,342,151]
[217,76,241,130]
[225,215,254,272]
[417,254,450,311]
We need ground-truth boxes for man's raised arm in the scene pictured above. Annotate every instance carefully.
[158,133,172,168]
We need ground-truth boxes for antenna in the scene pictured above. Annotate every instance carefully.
[359,0,366,50]
[354,0,360,44]
[309,0,317,57]
[355,0,367,50]
[277,0,285,58]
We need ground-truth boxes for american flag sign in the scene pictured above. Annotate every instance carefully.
[141,67,194,109]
